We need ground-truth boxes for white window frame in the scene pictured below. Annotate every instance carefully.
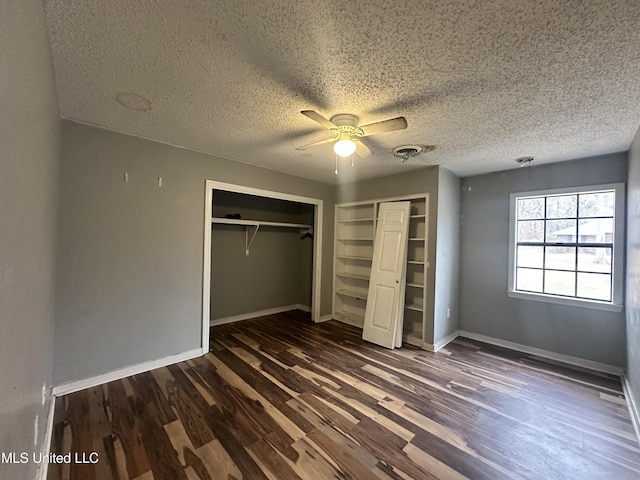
[507,183,625,312]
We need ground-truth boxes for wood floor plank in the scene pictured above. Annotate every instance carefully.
[133,393,187,480]
[166,378,215,449]
[106,380,151,478]
[195,439,242,480]
[64,392,97,480]
[48,310,640,480]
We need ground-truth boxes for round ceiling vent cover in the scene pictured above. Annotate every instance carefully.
[392,144,435,162]
[516,156,534,166]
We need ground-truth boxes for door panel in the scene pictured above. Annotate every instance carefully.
[371,285,395,329]
[362,201,411,348]
[380,231,403,271]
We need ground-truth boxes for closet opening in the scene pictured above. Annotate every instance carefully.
[202,180,323,351]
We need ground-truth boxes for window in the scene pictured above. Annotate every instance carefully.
[508,183,624,311]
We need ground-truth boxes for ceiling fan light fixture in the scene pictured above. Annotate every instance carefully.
[334,138,357,157]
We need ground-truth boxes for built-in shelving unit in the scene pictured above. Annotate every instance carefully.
[333,194,429,347]
[333,202,376,327]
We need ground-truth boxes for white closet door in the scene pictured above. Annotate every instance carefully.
[362,201,411,349]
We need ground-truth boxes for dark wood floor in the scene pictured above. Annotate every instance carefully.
[48,310,640,479]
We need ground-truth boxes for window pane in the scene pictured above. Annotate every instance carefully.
[517,246,543,268]
[577,272,611,301]
[516,268,543,292]
[545,246,575,270]
[546,195,577,219]
[578,247,611,273]
[518,220,544,242]
[544,270,575,296]
[579,191,614,218]
[517,197,544,220]
[545,219,576,243]
[578,218,613,244]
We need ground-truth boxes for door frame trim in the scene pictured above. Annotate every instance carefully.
[202,180,323,350]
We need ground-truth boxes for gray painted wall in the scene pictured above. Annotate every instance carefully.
[434,169,461,344]
[626,127,640,418]
[460,153,627,367]
[211,191,313,319]
[0,0,60,478]
[54,121,334,385]
[336,167,440,344]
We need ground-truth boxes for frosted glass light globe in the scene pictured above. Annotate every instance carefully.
[334,138,356,157]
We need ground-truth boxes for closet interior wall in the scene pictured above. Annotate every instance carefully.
[210,190,314,322]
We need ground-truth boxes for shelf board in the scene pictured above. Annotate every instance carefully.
[337,218,375,223]
[336,273,370,281]
[407,260,425,265]
[411,214,426,219]
[405,303,424,312]
[333,312,364,327]
[336,289,368,300]
[336,255,373,262]
[212,217,311,229]
[406,283,424,288]
[408,238,425,241]
[336,238,374,241]
[403,334,423,347]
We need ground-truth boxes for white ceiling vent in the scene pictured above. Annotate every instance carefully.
[392,145,435,162]
[516,156,534,167]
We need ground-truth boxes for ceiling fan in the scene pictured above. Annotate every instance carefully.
[296,110,408,160]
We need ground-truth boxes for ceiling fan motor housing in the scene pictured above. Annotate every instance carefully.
[330,114,364,137]
[330,113,359,127]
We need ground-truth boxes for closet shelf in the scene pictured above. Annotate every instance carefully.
[337,218,375,223]
[336,289,368,300]
[403,332,423,347]
[336,255,373,261]
[333,311,364,327]
[211,217,312,255]
[336,272,370,281]
[212,217,311,229]
[405,303,424,312]
[337,237,374,241]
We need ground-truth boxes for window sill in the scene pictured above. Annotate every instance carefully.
[507,291,623,312]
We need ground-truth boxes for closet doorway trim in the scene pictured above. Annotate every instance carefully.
[202,180,323,349]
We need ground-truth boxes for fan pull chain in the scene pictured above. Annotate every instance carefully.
[335,154,339,175]
[351,153,355,167]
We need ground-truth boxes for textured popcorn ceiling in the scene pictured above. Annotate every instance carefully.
[44,0,640,183]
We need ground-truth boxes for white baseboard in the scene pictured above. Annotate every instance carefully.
[52,347,203,397]
[210,304,310,326]
[318,314,333,322]
[622,374,640,446]
[37,395,57,480]
[424,331,460,352]
[458,330,624,376]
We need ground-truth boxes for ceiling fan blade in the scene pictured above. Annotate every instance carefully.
[301,110,336,130]
[355,140,373,159]
[295,135,338,150]
[359,116,408,137]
